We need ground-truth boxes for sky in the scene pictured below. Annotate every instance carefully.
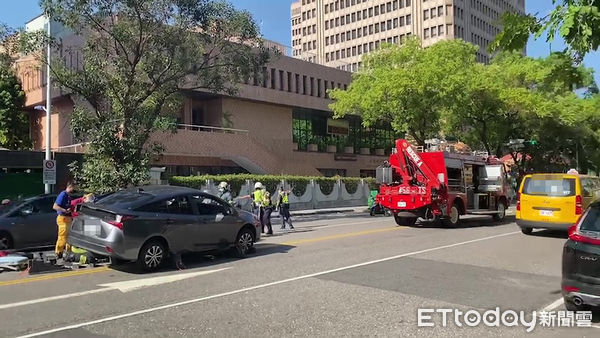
[1,0,598,84]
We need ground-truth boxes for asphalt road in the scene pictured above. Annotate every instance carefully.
[0,213,598,337]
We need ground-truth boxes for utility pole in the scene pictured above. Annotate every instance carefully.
[45,14,52,194]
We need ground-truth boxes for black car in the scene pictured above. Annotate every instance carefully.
[562,201,600,311]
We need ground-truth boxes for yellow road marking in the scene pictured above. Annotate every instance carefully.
[1,226,404,286]
[281,226,405,246]
[0,266,110,287]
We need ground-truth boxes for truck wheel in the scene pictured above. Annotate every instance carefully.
[442,204,460,228]
[493,201,506,221]
[394,215,417,226]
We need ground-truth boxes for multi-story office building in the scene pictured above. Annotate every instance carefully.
[291,0,526,71]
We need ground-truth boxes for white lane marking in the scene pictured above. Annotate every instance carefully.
[0,288,109,310]
[540,297,564,312]
[98,268,230,292]
[0,268,229,310]
[18,230,520,338]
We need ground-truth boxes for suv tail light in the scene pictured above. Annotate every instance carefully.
[575,195,583,215]
[108,215,136,230]
[569,210,600,245]
[516,192,521,211]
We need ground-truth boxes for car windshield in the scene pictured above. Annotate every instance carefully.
[522,177,576,197]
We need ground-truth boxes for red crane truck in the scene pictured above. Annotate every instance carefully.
[376,139,510,227]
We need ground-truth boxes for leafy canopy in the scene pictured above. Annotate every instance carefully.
[22,0,270,193]
[329,38,477,146]
[491,1,600,61]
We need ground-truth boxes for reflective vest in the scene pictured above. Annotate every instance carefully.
[253,190,264,206]
[263,194,272,207]
[282,193,289,204]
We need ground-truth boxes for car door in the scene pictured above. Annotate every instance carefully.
[9,196,57,248]
[137,195,197,253]
[28,196,58,247]
[189,194,242,250]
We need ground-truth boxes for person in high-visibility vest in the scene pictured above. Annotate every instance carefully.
[252,182,266,232]
[277,186,294,229]
[262,191,274,235]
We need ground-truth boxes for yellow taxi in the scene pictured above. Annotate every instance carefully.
[516,173,600,234]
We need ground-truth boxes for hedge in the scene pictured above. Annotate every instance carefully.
[169,174,377,197]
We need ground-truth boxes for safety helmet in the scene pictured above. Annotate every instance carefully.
[218,181,229,189]
[254,182,264,189]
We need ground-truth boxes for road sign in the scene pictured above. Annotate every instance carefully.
[43,160,56,185]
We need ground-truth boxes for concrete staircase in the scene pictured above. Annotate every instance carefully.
[155,129,320,175]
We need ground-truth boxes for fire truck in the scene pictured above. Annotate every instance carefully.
[375,139,510,227]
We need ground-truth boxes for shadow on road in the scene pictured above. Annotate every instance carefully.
[529,229,568,239]
[409,215,517,229]
[109,243,296,274]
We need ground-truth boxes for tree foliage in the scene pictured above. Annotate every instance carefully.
[22,0,270,193]
[329,38,477,146]
[328,38,600,174]
[0,24,30,150]
[491,1,600,61]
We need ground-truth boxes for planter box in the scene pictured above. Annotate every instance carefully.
[292,142,298,151]
[326,145,337,153]
[359,147,371,155]
[344,146,354,154]
[307,143,318,152]
[375,148,385,156]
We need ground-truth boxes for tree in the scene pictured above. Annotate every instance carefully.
[329,38,477,146]
[0,24,30,150]
[491,1,600,61]
[22,0,270,193]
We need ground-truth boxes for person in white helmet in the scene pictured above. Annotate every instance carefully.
[217,181,233,205]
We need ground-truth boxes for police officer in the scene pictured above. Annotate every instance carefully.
[252,182,265,232]
[217,181,233,205]
[277,186,294,229]
[262,190,274,235]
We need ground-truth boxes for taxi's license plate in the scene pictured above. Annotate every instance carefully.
[539,210,554,217]
[398,201,406,207]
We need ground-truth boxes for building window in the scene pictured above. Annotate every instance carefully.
[424,28,430,38]
[438,25,444,36]
[324,80,329,98]
[393,18,398,28]
[424,9,429,20]
[438,6,444,16]
[317,79,322,97]
[406,0,411,6]
[431,8,437,18]
[302,75,307,95]
[374,6,379,15]
[381,22,386,32]
[400,16,405,26]
[406,14,412,24]
[352,46,357,56]
[358,45,363,54]
[387,20,392,30]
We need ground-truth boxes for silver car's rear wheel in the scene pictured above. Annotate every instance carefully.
[137,240,166,272]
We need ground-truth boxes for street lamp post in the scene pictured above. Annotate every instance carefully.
[33,15,53,194]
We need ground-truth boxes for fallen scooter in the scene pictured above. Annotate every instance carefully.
[370,202,392,217]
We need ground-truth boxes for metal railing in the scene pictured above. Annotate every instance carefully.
[176,123,249,135]
[52,142,90,152]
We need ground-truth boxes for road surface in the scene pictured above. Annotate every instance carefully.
[0,213,597,337]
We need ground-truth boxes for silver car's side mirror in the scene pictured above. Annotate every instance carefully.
[215,213,225,222]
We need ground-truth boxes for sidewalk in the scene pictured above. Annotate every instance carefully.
[271,206,368,218]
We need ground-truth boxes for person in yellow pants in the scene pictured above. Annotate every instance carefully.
[52,181,76,259]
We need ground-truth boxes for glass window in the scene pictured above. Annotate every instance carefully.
[523,178,576,197]
[138,196,193,214]
[579,205,600,233]
[191,195,228,216]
